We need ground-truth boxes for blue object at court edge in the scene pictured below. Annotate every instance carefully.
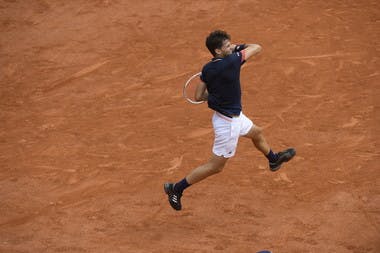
[256,251,272,253]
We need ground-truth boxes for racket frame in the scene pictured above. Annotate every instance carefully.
[183,72,205,104]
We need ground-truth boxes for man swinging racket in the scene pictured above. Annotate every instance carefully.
[164,30,296,211]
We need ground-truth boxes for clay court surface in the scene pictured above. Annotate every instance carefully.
[1,0,379,252]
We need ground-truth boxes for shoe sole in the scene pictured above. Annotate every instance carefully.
[270,148,296,172]
[164,183,170,194]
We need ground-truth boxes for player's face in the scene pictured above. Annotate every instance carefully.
[219,39,234,57]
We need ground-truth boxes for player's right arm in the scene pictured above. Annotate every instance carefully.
[195,82,208,102]
[242,44,262,61]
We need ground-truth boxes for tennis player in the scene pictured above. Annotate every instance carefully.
[164,30,296,211]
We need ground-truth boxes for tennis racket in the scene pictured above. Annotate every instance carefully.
[183,72,205,104]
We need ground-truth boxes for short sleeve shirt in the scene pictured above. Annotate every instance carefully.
[200,51,245,117]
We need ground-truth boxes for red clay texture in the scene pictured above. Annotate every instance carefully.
[0,1,379,252]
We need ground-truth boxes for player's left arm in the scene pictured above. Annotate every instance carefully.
[195,82,208,102]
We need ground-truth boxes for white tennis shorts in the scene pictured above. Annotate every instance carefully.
[212,111,255,158]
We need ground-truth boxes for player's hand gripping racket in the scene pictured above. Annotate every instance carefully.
[183,72,205,104]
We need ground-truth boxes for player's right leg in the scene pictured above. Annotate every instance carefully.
[164,154,228,211]
[186,154,228,184]
[164,112,236,211]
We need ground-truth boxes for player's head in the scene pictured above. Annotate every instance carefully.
[206,30,234,57]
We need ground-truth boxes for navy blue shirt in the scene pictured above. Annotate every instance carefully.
[200,51,245,117]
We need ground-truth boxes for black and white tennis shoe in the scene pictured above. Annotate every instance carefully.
[164,183,182,211]
[269,148,296,171]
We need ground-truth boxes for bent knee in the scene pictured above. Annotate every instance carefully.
[247,125,263,138]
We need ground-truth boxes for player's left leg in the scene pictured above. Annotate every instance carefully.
[242,118,296,171]
[243,125,270,155]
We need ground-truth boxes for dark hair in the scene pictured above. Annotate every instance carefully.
[205,30,231,56]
